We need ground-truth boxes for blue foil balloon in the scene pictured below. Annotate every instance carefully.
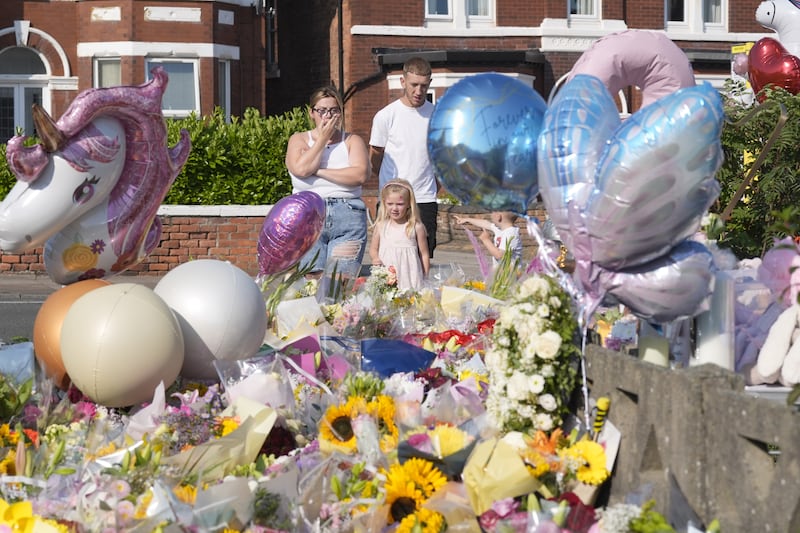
[427,73,546,214]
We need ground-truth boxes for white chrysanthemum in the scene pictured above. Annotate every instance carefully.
[507,371,532,400]
[537,303,551,318]
[534,412,554,432]
[529,374,545,394]
[540,364,555,378]
[520,340,538,365]
[536,330,563,359]
[539,393,558,412]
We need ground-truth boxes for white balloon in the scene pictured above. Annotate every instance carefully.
[61,283,184,407]
[154,259,268,380]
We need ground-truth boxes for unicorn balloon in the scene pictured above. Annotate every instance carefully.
[0,67,191,284]
[756,0,800,58]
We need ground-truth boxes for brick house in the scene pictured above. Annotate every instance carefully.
[267,0,771,192]
[0,0,774,193]
[0,0,266,143]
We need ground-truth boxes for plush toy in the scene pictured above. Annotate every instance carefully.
[741,237,800,385]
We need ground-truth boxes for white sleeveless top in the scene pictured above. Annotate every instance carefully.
[289,131,362,199]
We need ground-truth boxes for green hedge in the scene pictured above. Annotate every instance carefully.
[0,96,798,260]
[0,106,311,205]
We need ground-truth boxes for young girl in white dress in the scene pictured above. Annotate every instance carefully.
[369,179,430,291]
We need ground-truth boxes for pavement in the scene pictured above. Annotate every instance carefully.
[0,248,482,301]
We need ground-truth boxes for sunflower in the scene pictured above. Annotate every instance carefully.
[384,463,424,523]
[396,507,446,533]
[319,397,363,454]
[403,457,448,499]
[367,395,399,452]
[560,438,609,485]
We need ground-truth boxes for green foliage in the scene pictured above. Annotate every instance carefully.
[717,82,800,258]
[0,106,310,202]
[165,107,311,205]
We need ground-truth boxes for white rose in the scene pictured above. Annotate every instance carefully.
[539,393,558,411]
[549,296,562,309]
[536,330,562,359]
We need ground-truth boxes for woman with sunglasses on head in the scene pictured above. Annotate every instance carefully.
[285,85,370,277]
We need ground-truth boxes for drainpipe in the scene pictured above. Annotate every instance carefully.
[338,0,345,94]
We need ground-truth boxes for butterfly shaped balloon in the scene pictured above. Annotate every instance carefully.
[537,73,724,323]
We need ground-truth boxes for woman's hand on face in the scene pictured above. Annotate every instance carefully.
[319,115,341,142]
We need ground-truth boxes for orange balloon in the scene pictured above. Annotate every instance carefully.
[33,279,110,389]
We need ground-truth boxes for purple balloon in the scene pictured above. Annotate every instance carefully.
[257,191,325,276]
[600,240,715,323]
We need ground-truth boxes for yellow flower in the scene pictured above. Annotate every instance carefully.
[367,395,399,452]
[0,450,15,475]
[0,498,67,532]
[402,458,447,499]
[520,449,551,478]
[319,397,361,454]
[560,438,609,485]
[397,507,446,533]
[383,464,424,523]
[173,483,197,504]
[218,416,240,437]
[428,424,470,458]
[134,489,154,520]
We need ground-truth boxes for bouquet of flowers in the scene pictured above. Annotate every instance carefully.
[484,274,580,434]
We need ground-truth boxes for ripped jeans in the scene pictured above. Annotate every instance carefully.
[299,197,367,275]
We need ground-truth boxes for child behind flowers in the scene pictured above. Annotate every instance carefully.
[369,179,430,291]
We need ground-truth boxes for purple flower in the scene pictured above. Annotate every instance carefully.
[89,239,106,254]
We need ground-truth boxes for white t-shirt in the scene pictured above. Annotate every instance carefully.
[370,99,437,203]
[492,224,522,265]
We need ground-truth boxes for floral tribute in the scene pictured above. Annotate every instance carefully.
[485,274,581,433]
[0,256,717,533]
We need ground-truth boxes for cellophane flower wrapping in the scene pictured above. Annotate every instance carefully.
[484,273,581,434]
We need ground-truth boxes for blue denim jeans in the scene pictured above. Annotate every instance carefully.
[299,197,367,275]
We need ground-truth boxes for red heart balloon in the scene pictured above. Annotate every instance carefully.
[748,37,800,100]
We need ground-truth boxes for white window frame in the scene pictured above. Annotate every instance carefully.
[425,0,495,28]
[218,59,231,123]
[93,57,121,88]
[145,58,200,117]
[569,0,600,20]
[666,0,727,34]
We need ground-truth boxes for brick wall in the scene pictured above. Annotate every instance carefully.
[0,204,547,277]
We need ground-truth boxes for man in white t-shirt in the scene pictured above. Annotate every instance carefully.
[370,57,439,256]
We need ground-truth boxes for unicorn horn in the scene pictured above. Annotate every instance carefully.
[32,103,66,152]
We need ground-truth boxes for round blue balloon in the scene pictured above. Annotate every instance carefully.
[427,73,547,214]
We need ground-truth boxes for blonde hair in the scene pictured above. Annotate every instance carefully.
[375,179,421,237]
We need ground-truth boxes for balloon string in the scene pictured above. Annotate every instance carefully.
[721,101,788,222]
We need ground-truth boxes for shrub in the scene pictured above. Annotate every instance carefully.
[0,106,311,205]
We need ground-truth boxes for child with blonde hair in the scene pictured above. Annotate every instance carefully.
[369,179,430,290]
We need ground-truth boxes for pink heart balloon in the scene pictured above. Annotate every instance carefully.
[257,191,325,276]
